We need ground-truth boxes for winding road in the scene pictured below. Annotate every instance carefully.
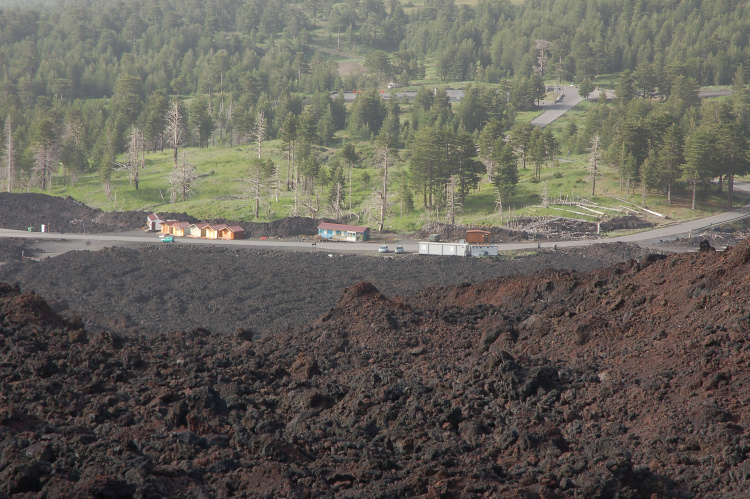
[1,184,748,257]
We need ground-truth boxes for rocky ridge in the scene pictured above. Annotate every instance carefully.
[1,236,749,497]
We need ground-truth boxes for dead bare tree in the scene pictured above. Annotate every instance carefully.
[419,206,442,234]
[165,101,185,173]
[247,158,272,219]
[247,171,269,219]
[445,175,462,225]
[225,100,235,147]
[253,111,266,159]
[3,115,14,192]
[168,151,197,203]
[588,134,602,196]
[271,162,282,203]
[300,189,321,219]
[374,144,394,231]
[534,39,553,76]
[494,186,503,220]
[332,179,344,221]
[126,125,144,189]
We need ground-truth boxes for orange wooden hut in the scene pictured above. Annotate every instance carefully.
[466,229,491,244]
[218,225,245,240]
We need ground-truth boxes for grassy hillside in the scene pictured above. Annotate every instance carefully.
[43,106,747,233]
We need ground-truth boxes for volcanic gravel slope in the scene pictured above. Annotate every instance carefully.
[1,239,749,497]
[0,242,655,337]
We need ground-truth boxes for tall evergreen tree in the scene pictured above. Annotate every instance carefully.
[447,130,483,203]
[510,122,533,170]
[492,138,518,199]
[410,125,444,208]
[682,125,715,210]
[348,89,386,138]
[478,118,504,182]
[529,126,546,180]
[143,91,168,152]
[33,118,57,191]
[188,95,214,148]
[657,124,683,204]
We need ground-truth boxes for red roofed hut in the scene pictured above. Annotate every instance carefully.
[146,213,166,232]
[161,220,186,236]
[205,224,227,240]
[188,223,211,238]
[169,221,191,237]
[218,225,245,240]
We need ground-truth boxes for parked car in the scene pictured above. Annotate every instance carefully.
[161,235,174,243]
[395,246,404,254]
[378,245,389,253]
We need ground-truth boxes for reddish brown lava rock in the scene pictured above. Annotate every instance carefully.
[1,237,749,497]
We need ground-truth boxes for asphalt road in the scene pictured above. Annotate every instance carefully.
[2,183,749,257]
[531,85,583,127]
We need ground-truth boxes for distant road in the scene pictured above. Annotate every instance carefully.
[531,85,583,127]
[2,182,748,257]
[530,87,731,128]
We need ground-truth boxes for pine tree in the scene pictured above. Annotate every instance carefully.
[409,125,444,208]
[510,123,533,170]
[33,118,58,191]
[657,124,683,204]
[682,126,714,210]
[478,119,503,182]
[529,127,546,180]
[492,139,518,199]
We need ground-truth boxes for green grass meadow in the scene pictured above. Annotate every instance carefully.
[36,74,747,233]
[42,127,747,234]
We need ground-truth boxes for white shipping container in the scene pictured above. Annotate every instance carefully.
[470,245,498,257]
[418,242,470,256]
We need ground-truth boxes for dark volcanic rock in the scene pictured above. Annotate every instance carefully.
[0,242,655,337]
[2,238,749,497]
[0,192,325,237]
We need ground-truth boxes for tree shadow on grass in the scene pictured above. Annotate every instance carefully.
[507,184,541,210]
